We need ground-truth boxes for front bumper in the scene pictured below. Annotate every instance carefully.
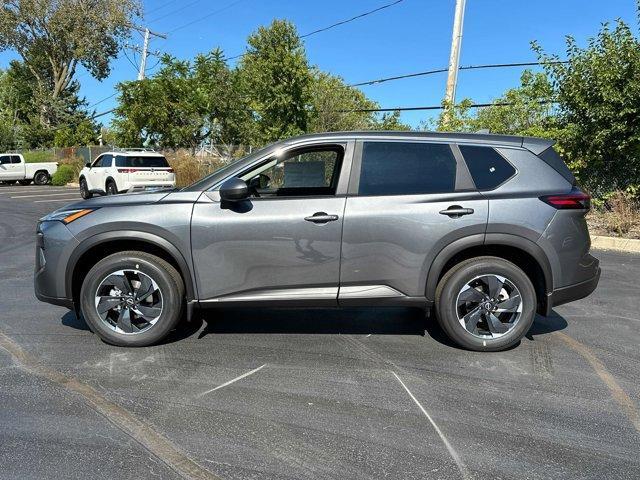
[547,266,601,314]
[34,220,79,309]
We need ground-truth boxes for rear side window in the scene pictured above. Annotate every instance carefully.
[116,156,169,168]
[11,155,21,163]
[459,145,516,190]
[359,142,457,196]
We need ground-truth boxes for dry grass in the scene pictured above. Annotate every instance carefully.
[164,151,231,188]
[587,191,640,239]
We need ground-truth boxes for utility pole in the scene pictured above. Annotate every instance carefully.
[444,0,467,124]
[128,25,167,81]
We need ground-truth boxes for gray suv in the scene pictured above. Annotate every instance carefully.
[35,132,600,351]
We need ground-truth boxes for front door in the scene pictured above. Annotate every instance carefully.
[191,142,353,305]
[0,155,20,181]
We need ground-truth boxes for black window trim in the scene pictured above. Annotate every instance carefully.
[456,143,519,192]
[348,139,472,197]
[218,141,351,200]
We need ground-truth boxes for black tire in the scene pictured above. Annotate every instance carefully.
[435,256,536,352]
[80,251,185,347]
[79,177,92,199]
[106,180,118,195]
[34,171,49,185]
[18,180,31,186]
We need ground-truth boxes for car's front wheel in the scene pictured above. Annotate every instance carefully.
[80,251,184,347]
[435,256,536,352]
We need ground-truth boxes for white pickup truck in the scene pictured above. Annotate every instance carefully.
[0,153,58,185]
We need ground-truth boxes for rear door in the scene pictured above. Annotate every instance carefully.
[339,140,489,303]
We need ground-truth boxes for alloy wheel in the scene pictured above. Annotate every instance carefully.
[94,269,163,335]
[455,274,523,339]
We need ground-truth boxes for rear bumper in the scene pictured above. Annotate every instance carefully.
[547,266,601,314]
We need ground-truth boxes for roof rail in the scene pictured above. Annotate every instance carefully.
[110,147,157,153]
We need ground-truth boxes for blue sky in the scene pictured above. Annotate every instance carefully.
[1,0,638,128]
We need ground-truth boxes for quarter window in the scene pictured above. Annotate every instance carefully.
[459,145,516,190]
[358,142,457,196]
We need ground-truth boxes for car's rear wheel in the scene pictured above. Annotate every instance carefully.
[18,180,31,186]
[80,177,92,199]
[80,251,184,347]
[435,256,536,352]
[106,180,118,195]
[34,171,49,185]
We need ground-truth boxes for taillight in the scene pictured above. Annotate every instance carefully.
[540,191,591,210]
[117,168,138,173]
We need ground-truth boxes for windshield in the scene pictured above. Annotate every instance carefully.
[116,156,169,168]
[181,144,276,192]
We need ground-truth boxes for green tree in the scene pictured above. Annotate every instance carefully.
[237,20,311,144]
[533,15,640,196]
[113,50,249,151]
[435,71,558,137]
[0,0,139,101]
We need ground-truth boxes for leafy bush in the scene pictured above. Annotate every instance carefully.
[166,152,228,187]
[51,164,76,186]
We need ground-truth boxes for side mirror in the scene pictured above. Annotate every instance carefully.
[219,177,249,202]
[85,162,91,168]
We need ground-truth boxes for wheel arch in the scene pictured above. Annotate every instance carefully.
[66,231,196,307]
[426,233,553,315]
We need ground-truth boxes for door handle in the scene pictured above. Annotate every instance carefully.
[304,212,339,224]
[439,205,475,217]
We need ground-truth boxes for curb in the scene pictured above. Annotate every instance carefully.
[591,235,640,254]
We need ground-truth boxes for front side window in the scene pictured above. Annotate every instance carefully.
[0,156,11,165]
[91,156,103,168]
[240,146,343,197]
[459,145,516,190]
[358,141,457,196]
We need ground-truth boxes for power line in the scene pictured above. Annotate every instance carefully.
[168,0,248,34]
[148,0,204,24]
[301,0,405,38]
[224,0,405,62]
[350,61,569,87]
[88,93,117,108]
[332,99,558,113]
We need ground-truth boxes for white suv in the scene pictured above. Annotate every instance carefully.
[79,149,176,199]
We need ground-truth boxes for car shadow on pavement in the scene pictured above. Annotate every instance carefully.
[196,307,428,337]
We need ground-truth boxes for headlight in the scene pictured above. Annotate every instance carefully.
[40,208,96,224]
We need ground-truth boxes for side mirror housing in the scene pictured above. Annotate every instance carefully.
[219,177,249,202]
[85,162,91,168]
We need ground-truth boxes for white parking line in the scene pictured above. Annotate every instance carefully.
[391,371,470,480]
[11,192,80,198]
[0,188,72,194]
[197,364,267,397]
[33,197,80,203]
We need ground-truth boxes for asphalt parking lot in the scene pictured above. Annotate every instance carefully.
[0,184,638,480]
